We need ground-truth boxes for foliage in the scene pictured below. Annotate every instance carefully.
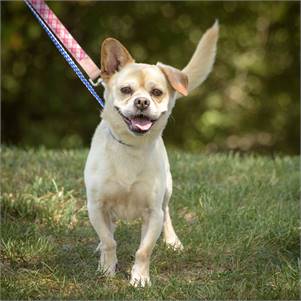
[1,1,300,154]
[1,147,300,299]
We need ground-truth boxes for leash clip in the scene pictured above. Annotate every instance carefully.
[89,77,103,87]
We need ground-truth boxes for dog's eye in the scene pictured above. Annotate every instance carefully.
[120,86,133,94]
[151,88,163,97]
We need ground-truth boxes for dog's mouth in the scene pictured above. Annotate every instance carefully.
[115,107,157,134]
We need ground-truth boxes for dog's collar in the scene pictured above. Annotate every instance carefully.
[108,128,133,147]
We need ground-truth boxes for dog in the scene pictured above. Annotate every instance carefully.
[84,21,219,287]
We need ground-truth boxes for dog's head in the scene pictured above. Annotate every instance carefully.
[100,39,188,137]
[100,22,219,141]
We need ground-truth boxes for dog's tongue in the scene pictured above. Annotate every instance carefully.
[130,117,152,131]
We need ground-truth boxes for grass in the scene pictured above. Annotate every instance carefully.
[1,146,300,300]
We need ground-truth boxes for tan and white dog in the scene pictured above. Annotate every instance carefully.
[84,21,219,287]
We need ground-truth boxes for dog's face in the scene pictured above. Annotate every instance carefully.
[100,38,188,136]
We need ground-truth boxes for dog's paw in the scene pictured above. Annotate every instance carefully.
[130,274,151,287]
[130,266,151,287]
[97,249,117,277]
[164,238,184,251]
[97,262,116,277]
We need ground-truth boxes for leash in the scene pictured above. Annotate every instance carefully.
[24,0,104,108]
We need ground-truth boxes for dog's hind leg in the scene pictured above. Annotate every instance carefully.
[163,205,184,251]
[162,173,184,250]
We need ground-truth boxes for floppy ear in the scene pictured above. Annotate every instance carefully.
[157,62,189,96]
[100,38,134,80]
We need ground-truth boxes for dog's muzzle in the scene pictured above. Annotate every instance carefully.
[115,107,160,135]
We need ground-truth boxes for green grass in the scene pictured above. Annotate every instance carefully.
[1,147,300,300]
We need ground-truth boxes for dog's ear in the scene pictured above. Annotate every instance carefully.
[100,38,134,80]
[157,62,188,96]
[182,20,219,94]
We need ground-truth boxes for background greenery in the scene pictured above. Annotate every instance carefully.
[1,1,300,154]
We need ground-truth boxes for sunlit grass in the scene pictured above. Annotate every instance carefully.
[1,147,299,299]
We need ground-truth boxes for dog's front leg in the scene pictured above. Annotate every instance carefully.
[87,201,117,276]
[130,208,164,287]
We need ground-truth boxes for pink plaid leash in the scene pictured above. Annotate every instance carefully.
[28,0,101,83]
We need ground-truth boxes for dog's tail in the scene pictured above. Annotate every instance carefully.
[181,20,219,95]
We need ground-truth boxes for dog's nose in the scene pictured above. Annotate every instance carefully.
[134,97,150,110]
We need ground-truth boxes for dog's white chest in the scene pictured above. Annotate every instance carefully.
[101,158,162,221]
[102,180,149,220]
[85,130,166,221]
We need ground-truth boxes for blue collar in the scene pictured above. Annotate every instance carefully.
[108,129,133,147]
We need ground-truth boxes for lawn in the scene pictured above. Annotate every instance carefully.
[1,147,299,299]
